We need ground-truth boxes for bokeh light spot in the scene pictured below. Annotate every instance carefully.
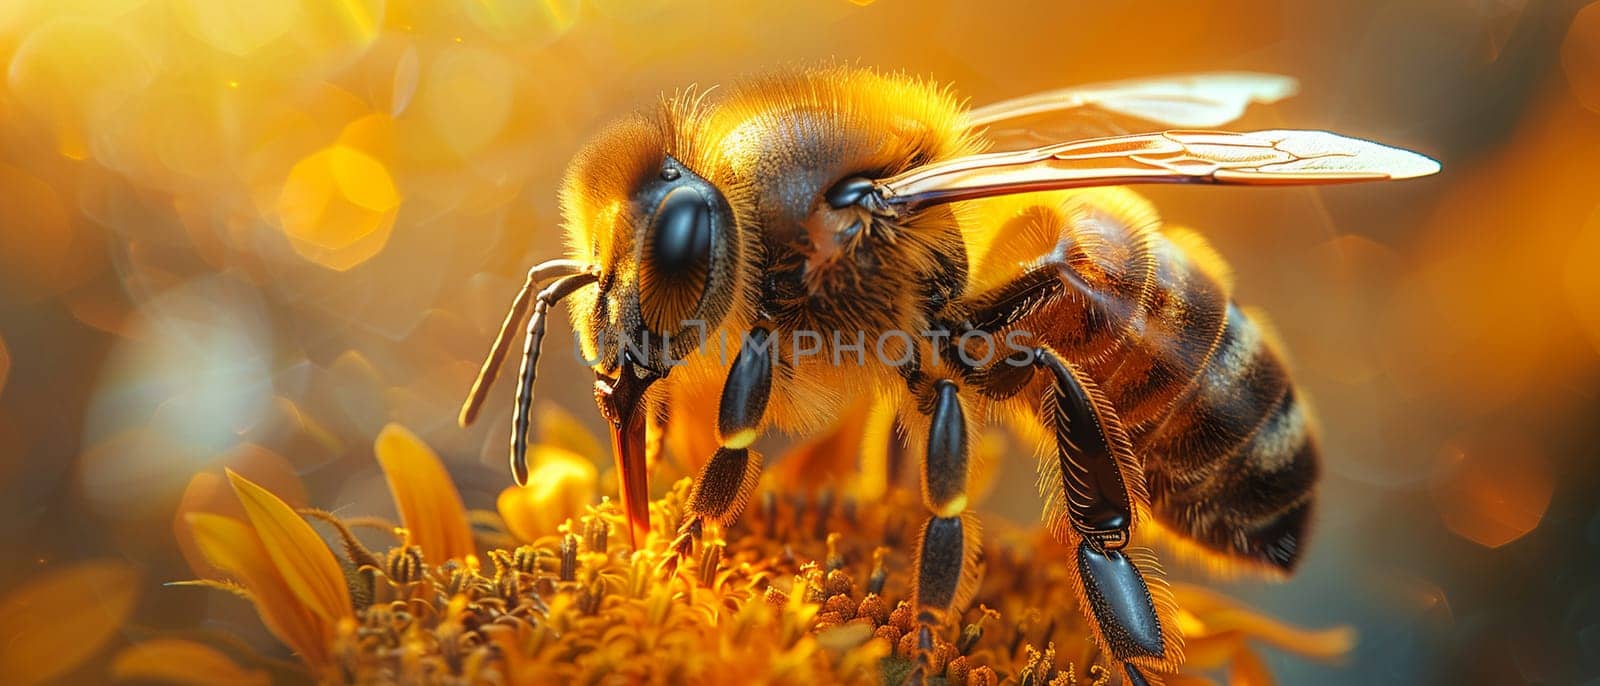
[462,0,579,45]
[277,144,401,270]
[419,47,514,157]
[331,146,400,211]
[82,275,275,459]
[172,0,302,56]
[390,44,420,116]
[5,17,158,159]
[268,0,385,76]
[334,0,381,42]
[1432,437,1555,548]
[1566,207,1600,353]
[1563,2,1600,114]
[337,112,397,160]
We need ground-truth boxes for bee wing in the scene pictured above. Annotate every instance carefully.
[968,72,1298,149]
[872,130,1440,213]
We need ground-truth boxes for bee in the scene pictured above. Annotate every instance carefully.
[459,67,1438,683]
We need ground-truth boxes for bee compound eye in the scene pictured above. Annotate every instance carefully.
[825,176,876,209]
[651,185,713,274]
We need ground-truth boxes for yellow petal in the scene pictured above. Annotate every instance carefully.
[0,559,142,685]
[1174,583,1356,661]
[186,512,332,670]
[1228,645,1275,686]
[226,469,352,623]
[374,423,476,563]
[111,639,270,686]
[1211,609,1356,661]
[1182,631,1245,671]
[497,446,597,541]
[173,445,308,580]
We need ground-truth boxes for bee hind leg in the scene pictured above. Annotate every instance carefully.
[666,326,773,574]
[994,347,1184,683]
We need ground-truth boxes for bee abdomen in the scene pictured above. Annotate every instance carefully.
[1142,307,1319,571]
[977,191,1318,571]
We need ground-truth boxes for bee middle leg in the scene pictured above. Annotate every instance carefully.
[670,326,774,563]
[910,378,982,625]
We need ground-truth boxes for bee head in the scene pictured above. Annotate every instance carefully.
[560,115,744,375]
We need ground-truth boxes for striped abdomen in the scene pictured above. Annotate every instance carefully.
[992,190,1318,573]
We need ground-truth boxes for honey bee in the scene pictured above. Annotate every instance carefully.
[459,67,1438,683]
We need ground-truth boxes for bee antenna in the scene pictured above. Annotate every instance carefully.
[510,271,599,485]
[459,260,591,429]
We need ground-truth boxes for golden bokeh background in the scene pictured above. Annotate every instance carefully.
[0,0,1597,683]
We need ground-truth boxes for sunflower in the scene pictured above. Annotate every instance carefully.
[96,414,1356,685]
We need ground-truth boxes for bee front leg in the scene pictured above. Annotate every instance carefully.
[911,379,982,628]
[1024,347,1183,683]
[669,326,773,568]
